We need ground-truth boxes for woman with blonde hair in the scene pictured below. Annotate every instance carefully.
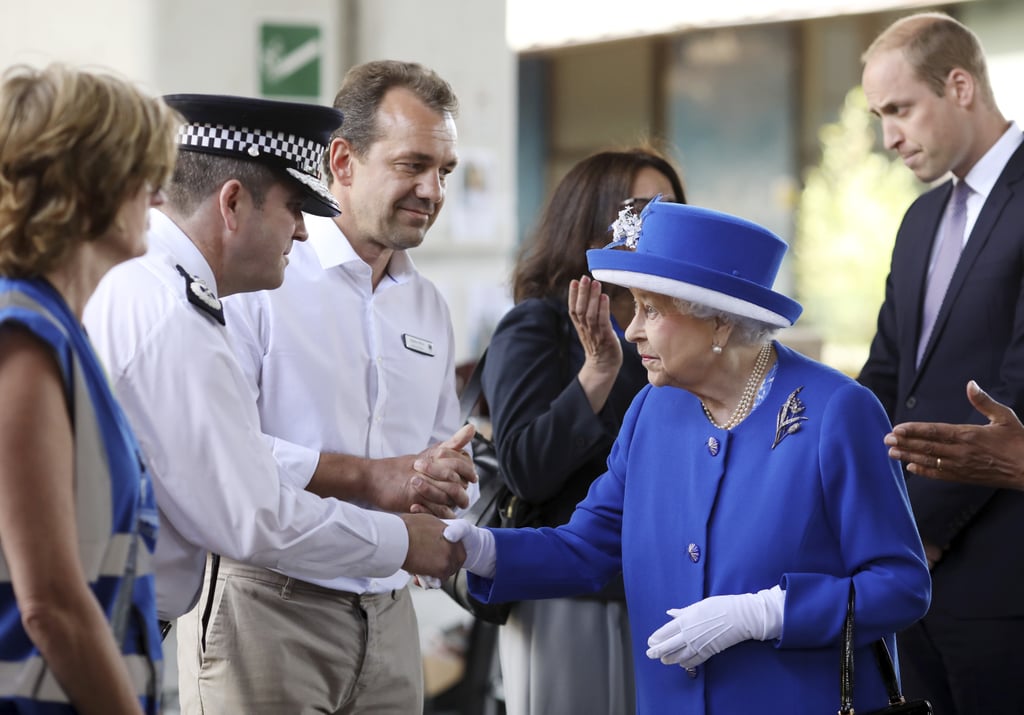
[0,64,178,714]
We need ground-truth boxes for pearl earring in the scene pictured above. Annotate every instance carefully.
[712,344,723,354]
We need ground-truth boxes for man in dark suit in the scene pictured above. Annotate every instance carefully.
[859,11,1024,714]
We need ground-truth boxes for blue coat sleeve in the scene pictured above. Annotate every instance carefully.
[466,386,650,603]
[779,382,931,649]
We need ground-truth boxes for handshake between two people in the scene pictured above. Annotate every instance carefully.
[400,512,497,585]
[396,423,480,580]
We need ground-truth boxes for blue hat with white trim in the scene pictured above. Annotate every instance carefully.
[587,200,803,328]
[163,94,342,217]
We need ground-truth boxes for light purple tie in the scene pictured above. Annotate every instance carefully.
[917,180,971,366]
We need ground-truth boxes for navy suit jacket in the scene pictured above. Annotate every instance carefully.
[859,136,1024,616]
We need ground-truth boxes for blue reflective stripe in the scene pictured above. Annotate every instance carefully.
[0,279,161,713]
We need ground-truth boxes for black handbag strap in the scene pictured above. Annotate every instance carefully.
[841,586,856,714]
[460,348,487,424]
[841,583,907,714]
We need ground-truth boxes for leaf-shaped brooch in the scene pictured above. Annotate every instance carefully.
[772,386,808,449]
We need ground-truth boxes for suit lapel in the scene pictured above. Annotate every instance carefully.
[915,139,1024,374]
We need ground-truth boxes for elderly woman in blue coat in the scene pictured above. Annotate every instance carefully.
[444,200,931,714]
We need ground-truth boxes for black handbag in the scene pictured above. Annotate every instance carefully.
[840,584,933,715]
[441,349,540,625]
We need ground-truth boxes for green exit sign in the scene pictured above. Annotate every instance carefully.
[260,24,321,98]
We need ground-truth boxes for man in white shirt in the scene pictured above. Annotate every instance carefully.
[83,95,469,628]
[175,63,474,713]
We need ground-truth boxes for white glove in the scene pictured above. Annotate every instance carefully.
[442,519,497,578]
[646,585,785,668]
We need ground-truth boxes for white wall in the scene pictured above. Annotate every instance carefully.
[0,1,158,86]
[149,0,343,102]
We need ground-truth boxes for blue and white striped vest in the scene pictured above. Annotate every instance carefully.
[0,278,161,714]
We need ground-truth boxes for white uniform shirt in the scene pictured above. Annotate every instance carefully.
[84,210,408,618]
[223,213,465,594]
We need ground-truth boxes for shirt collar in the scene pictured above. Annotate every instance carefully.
[147,209,220,295]
[962,121,1023,199]
[305,213,417,284]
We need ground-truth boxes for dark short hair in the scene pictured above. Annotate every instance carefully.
[512,147,686,303]
[165,152,278,217]
[323,60,459,175]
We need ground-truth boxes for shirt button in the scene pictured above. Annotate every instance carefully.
[687,543,701,563]
[905,396,917,409]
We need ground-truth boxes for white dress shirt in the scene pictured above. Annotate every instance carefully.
[951,120,1024,248]
[223,213,466,594]
[84,210,408,618]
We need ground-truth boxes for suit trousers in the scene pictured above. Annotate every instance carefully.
[176,557,423,714]
[499,596,636,715]
[898,608,1024,715]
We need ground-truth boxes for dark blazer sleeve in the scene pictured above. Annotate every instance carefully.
[480,298,639,506]
[858,269,901,417]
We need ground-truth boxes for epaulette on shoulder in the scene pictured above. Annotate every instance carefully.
[175,264,225,325]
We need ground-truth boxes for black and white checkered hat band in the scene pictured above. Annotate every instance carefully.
[178,123,325,180]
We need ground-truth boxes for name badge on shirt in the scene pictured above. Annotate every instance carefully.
[402,333,435,356]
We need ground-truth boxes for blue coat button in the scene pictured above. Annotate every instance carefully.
[687,543,700,563]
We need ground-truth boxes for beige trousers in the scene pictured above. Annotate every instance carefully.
[176,557,423,714]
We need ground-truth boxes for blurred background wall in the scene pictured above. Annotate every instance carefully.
[2,0,1021,373]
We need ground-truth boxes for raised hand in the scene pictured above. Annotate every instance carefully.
[885,380,1024,490]
[568,275,623,413]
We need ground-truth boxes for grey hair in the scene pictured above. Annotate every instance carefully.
[671,297,779,345]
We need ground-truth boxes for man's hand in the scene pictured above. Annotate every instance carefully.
[311,424,477,517]
[400,513,466,580]
[442,519,496,577]
[408,423,477,517]
[923,540,944,571]
[885,380,1024,490]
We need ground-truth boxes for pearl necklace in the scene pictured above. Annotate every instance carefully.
[701,342,773,431]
